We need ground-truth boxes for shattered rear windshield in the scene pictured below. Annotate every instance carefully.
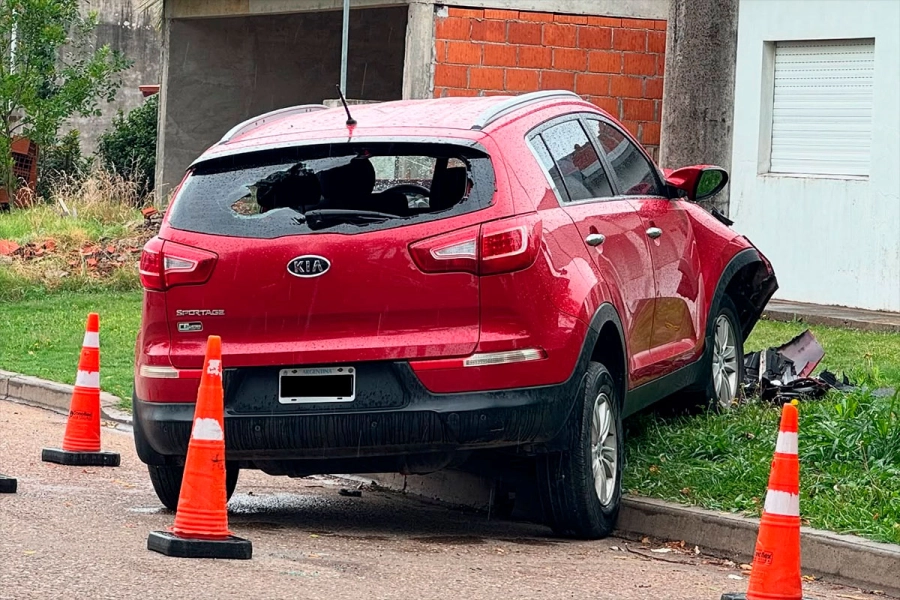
[167,142,496,239]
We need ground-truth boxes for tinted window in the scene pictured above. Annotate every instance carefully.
[539,120,614,202]
[586,119,663,197]
[531,137,567,199]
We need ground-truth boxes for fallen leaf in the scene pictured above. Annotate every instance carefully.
[609,546,621,551]
[23,550,36,555]
[309,534,319,538]
[650,548,672,554]
[728,574,743,580]
[641,537,650,545]
[740,563,752,570]
[649,465,659,473]
[694,545,700,555]
[680,487,692,495]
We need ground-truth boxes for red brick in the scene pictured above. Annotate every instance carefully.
[433,86,446,98]
[518,11,554,22]
[622,98,654,121]
[484,90,509,96]
[588,16,621,27]
[623,52,656,75]
[648,30,666,53]
[435,40,447,62]
[645,77,664,99]
[655,20,668,30]
[576,73,610,95]
[483,44,518,67]
[483,8,519,19]
[613,28,647,52]
[622,18,659,29]
[610,75,643,97]
[579,26,612,49]
[445,87,479,97]
[657,54,666,75]
[553,48,588,71]
[505,69,540,91]
[446,41,483,65]
[588,51,622,73]
[540,70,576,90]
[469,66,505,90]
[436,17,471,41]
[621,120,640,137]
[554,14,588,24]
[543,23,578,47]
[471,19,507,42]
[589,96,619,115]
[508,21,543,45]
[448,8,483,18]
[434,64,468,87]
[641,122,661,146]
[519,45,552,68]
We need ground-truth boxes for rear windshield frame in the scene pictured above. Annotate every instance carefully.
[167,138,496,239]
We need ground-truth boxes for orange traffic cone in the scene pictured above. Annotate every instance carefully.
[42,313,120,467]
[722,401,805,600]
[147,336,251,559]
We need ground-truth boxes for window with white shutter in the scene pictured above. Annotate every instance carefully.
[769,39,874,177]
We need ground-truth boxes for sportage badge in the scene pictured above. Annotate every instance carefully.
[287,255,330,278]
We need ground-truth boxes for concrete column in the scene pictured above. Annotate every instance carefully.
[402,1,435,99]
[659,0,739,214]
[154,13,172,205]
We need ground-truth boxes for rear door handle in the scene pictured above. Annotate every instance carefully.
[585,233,606,247]
[646,227,662,239]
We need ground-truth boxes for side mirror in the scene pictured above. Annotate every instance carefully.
[665,165,729,202]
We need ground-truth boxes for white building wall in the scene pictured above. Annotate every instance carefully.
[730,0,900,312]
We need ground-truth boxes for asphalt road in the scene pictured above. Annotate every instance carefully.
[0,401,867,600]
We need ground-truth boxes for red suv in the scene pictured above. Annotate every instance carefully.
[134,91,777,538]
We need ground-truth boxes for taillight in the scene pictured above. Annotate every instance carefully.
[409,215,542,276]
[480,214,542,275]
[139,237,218,291]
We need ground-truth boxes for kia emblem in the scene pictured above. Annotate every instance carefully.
[287,255,331,278]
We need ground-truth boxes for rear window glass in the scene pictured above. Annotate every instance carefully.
[168,143,494,239]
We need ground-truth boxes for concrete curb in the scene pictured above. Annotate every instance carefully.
[617,497,900,597]
[0,370,132,425]
[763,305,900,333]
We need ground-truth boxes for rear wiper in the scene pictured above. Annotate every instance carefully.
[297,209,398,229]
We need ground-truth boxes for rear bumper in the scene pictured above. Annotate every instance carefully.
[133,362,586,465]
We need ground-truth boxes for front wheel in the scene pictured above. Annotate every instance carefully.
[148,463,240,511]
[706,295,744,410]
[537,362,624,539]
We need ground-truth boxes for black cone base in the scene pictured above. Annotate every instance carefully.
[41,447,121,467]
[0,474,17,493]
[147,530,252,560]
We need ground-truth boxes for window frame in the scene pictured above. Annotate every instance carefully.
[526,112,669,207]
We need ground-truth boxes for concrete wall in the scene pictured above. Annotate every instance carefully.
[157,6,407,195]
[730,0,900,311]
[433,7,666,158]
[64,0,161,155]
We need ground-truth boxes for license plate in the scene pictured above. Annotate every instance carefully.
[278,366,356,404]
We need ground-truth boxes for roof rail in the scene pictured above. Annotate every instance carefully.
[218,104,329,144]
[470,90,583,131]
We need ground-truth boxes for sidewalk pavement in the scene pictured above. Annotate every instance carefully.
[765,299,900,333]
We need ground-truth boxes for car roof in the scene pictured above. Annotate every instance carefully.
[193,91,603,166]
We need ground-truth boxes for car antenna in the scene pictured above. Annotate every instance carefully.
[335,84,357,126]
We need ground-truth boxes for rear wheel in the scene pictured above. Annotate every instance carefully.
[148,463,240,511]
[538,362,623,539]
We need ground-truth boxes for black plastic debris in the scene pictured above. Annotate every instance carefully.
[742,329,840,401]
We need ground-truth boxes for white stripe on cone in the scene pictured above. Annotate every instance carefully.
[764,489,800,516]
[75,370,100,389]
[192,417,224,441]
[83,331,100,349]
[775,431,799,455]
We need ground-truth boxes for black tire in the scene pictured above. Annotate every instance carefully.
[704,295,745,411]
[537,362,624,539]
[148,463,240,511]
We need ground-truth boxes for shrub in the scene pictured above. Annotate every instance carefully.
[37,130,92,199]
[97,95,158,195]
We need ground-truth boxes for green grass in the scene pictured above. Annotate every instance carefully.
[0,203,138,245]
[0,291,142,406]
[625,321,900,545]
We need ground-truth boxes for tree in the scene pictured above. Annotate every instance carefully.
[0,0,130,204]
[98,94,158,195]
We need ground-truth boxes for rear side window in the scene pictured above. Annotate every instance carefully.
[167,143,494,239]
[585,119,663,197]
[536,120,614,202]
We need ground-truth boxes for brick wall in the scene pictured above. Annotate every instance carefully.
[433,7,666,157]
